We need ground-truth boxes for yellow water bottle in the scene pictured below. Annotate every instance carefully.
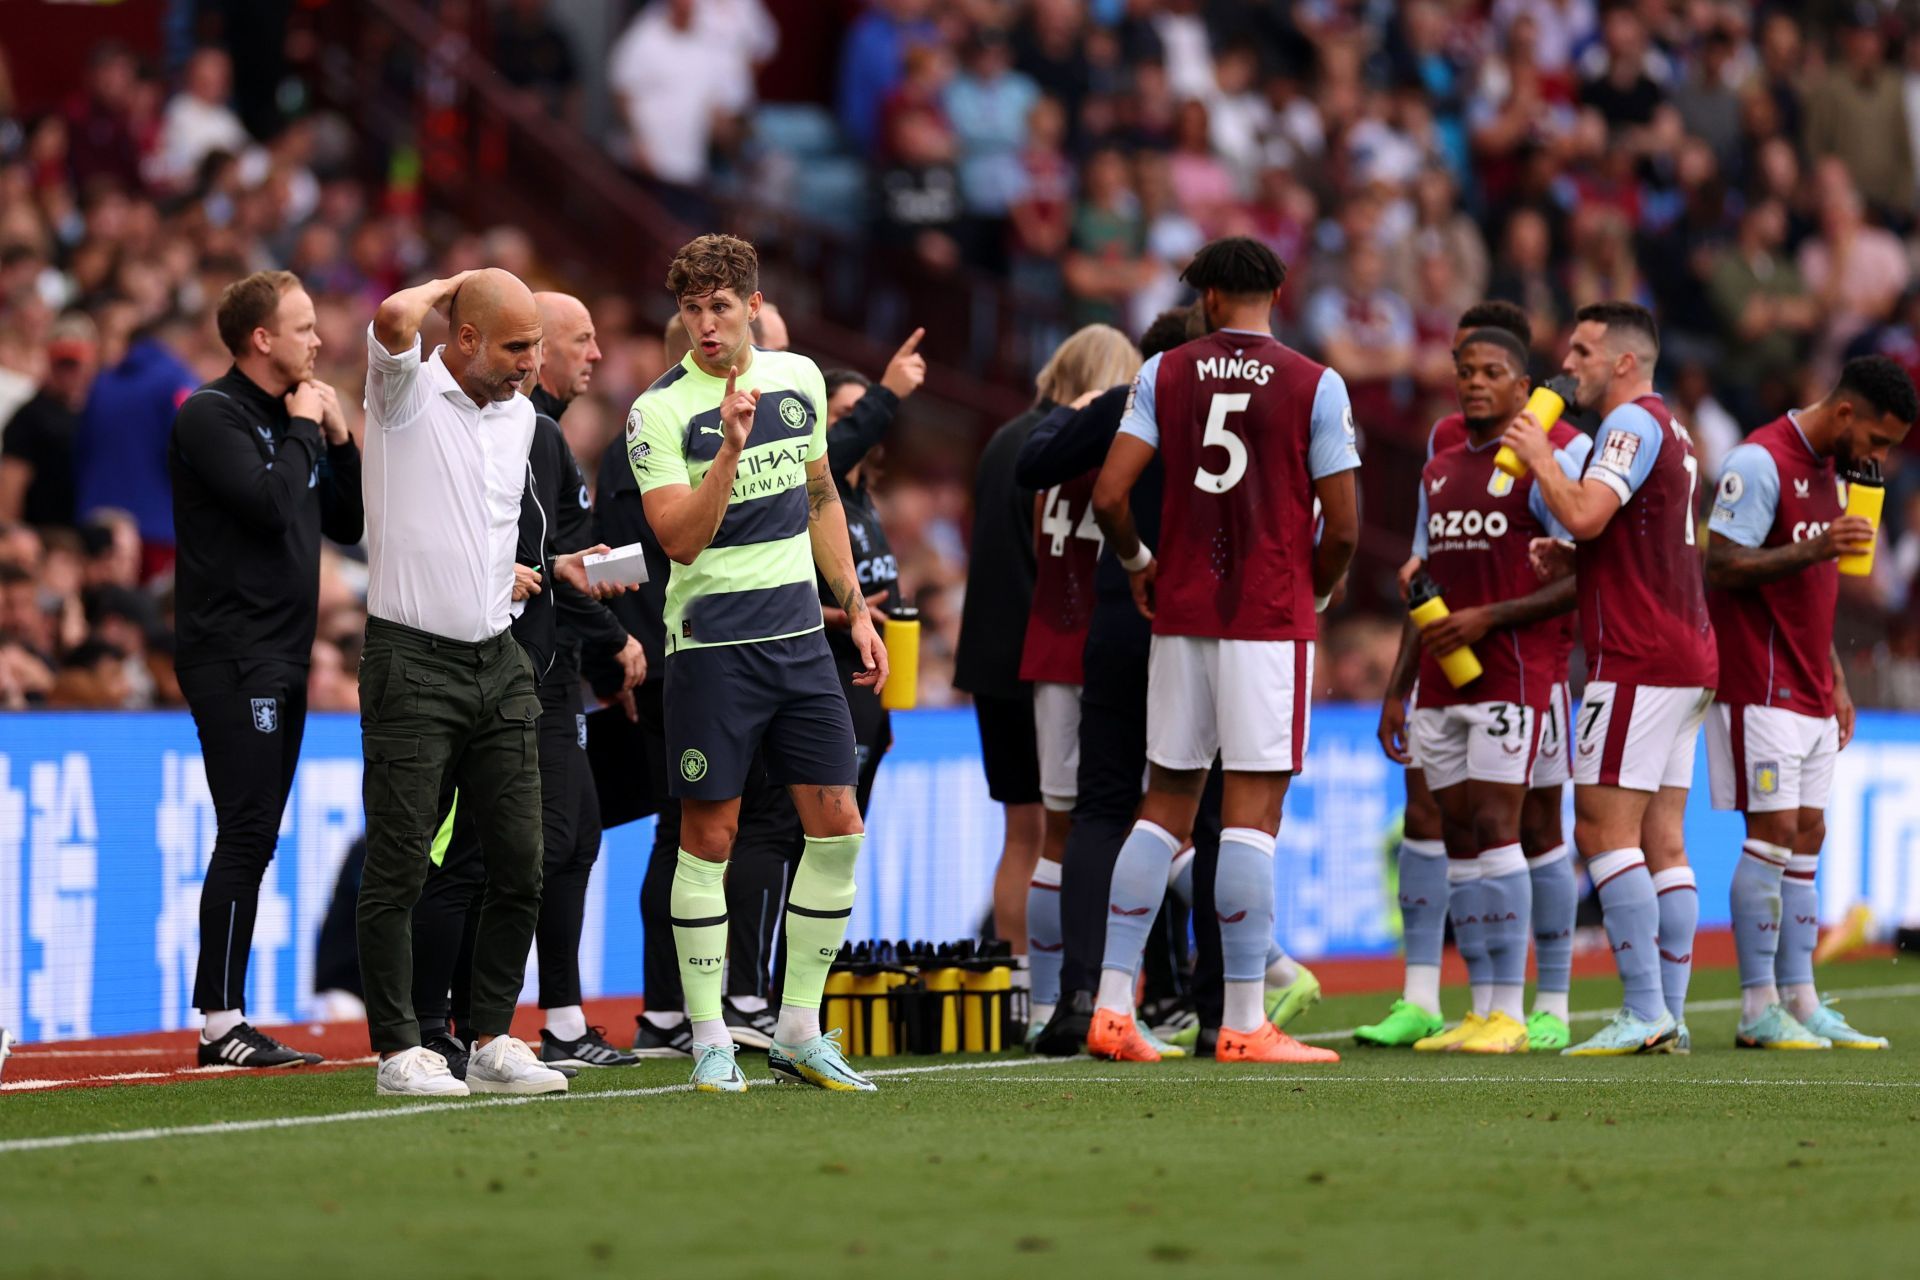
[1839,460,1884,577]
[1408,572,1484,688]
[922,947,962,1053]
[880,604,920,710]
[1493,377,1572,477]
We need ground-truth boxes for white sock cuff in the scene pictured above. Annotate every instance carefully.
[1479,842,1528,878]
[1785,854,1820,879]
[1220,826,1277,857]
[1032,858,1063,888]
[1132,820,1181,856]
[1526,842,1570,870]
[1166,846,1195,884]
[1741,838,1791,867]
[1403,837,1447,859]
[1650,865,1696,893]
[1587,847,1646,888]
[1446,856,1482,884]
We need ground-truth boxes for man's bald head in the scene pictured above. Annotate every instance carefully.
[532,290,601,404]
[447,267,542,404]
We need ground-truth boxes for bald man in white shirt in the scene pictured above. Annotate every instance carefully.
[355,268,620,1099]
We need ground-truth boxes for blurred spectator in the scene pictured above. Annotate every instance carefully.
[308,637,359,713]
[1307,240,1414,438]
[1804,6,1914,222]
[70,313,197,577]
[944,29,1040,219]
[1387,167,1487,313]
[1493,0,1596,78]
[1671,22,1744,183]
[1670,360,1742,483]
[872,107,964,274]
[1007,95,1074,294]
[1167,99,1237,232]
[1488,207,1570,363]
[1577,3,1669,133]
[839,0,940,154]
[608,0,757,190]
[63,43,144,190]
[47,639,129,709]
[1799,163,1912,380]
[1062,146,1148,328]
[492,0,581,123]
[0,312,98,529]
[1127,150,1203,333]
[1708,198,1818,424]
[156,48,249,190]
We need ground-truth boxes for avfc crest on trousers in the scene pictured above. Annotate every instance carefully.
[1754,761,1780,797]
[250,698,278,733]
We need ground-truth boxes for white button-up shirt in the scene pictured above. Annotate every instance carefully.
[362,324,533,642]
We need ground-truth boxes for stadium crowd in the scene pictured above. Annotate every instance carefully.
[7,1,1920,712]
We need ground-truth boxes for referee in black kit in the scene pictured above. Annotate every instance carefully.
[171,269,361,1068]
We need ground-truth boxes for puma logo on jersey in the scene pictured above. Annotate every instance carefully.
[699,424,723,436]
[1194,355,1275,385]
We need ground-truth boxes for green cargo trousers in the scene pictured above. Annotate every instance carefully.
[355,617,544,1053]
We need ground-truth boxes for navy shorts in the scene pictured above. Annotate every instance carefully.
[663,629,859,800]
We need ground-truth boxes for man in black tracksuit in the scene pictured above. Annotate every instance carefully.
[410,293,645,1073]
[171,270,362,1068]
[1014,308,1230,1055]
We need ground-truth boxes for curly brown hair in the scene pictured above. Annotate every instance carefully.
[665,234,759,301]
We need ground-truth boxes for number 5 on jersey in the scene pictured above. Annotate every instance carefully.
[1195,393,1250,494]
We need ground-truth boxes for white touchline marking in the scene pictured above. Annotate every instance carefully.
[3,982,1913,1155]
[0,1055,1064,1154]
[1,1057,379,1092]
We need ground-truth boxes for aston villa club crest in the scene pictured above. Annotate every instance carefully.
[250,698,278,733]
[1754,761,1780,797]
[1487,470,1515,498]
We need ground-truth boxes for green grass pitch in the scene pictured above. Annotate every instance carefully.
[3,956,1917,1279]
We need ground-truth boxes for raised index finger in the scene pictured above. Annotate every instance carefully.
[726,364,738,398]
[894,327,925,360]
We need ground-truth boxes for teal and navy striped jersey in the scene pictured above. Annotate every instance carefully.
[625,349,829,651]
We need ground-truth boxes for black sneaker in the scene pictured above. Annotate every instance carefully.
[1034,989,1094,1057]
[197,1023,323,1069]
[541,1026,639,1068]
[423,1031,470,1081]
[722,997,777,1050]
[632,1015,694,1058]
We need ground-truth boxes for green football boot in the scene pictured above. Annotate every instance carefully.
[689,1041,747,1094]
[1525,1009,1571,1052]
[1734,1003,1830,1051]
[1801,999,1888,1049]
[1562,1009,1676,1056]
[1353,998,1445,1047]
[768,1029,877,1092]
[1264,965,1322,1030]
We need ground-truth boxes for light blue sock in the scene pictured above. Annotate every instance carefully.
[1447,858,1491,1013]
[1479,844,1533,997]
[1215,828,1277,983]
[1777,856,1819,993]
[1653,866,1698,1024]
[1589,848,1665,1022]
[1100,821,1180,980]
[1527,845,1576,998]
[1168,846,1195,907]
[1731,839,1787,995]
[1026,859,1063,1011]
[1399,838,1449,968]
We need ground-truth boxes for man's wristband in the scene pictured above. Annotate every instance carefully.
[1119,543,1153,573]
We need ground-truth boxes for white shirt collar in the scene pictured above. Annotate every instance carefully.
[425,346,513,414]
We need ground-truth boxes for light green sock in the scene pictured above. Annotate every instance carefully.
[779,834,862,1013]
[670,850,728,1024]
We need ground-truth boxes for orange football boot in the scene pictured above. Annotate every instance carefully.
[1216,1022,1341,1064]
[1087,1009,1163,1062]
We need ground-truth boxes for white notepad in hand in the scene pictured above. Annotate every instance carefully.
[583,544,649,588]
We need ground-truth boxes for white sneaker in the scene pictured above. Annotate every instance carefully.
[376,1046,469,1097]
[467,1035,569,1095]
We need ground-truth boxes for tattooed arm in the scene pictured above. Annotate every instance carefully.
[806,457,889,689]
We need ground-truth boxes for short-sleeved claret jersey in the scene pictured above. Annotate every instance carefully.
[1019,470,1102,685]
[627,349,829,651]
[1706,414,1843,716]
[1411,424,1586,709]
[1119,329,1360,641]
[1575,394,1717,687]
